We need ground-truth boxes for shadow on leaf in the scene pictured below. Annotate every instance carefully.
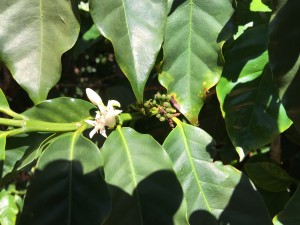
[105,170,184,225]
[20,160,111,225]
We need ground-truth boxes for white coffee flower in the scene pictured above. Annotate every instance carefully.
[85,88,122,138]
[85,111,107,138]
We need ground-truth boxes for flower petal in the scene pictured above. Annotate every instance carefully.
[85,119,96,126]
[89,127,98,138]
[104,111,116,129]
[98,105,107,115]
[86,88,104,106]
[108,100,121,108]
[99,127,107,138]
[113,110,123,116]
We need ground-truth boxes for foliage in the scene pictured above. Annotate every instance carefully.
[0,0,299,224]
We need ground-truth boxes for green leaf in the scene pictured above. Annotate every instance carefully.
[0,89,20,118]
[21,133,111,225]
[258,188,290,218]
[199,91,227,144]
[22,97,96,122]
[82,24,101,41]
[159,0,233,124]
[216,25,292,159]
[268,0,300,132]
[90,0,168,102]
[168,0,174,13]
[163,122,272,225]
[0,0,80,104]
[0,190,19,225]
[0,89,10,110]
[1,133,51,188]
[73,24,102,57]
[0,135,6,178]
[273,185,300,225]
[250,0,272,12]
[245,162,294,192]
[101,126,188,225]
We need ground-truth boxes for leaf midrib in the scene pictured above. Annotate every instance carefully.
[38,0,44,99]
[177,123,212,212]
[120,0,136,75]
[187,0,193,106]
[117,126,144,224]
[67,132,82,225]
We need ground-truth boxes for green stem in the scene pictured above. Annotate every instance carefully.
[0,128,26,138]
[0,118,25,127]
[172,117,182,125]
[118,112,144,125]
[0,116,86,137]
[24,120,83,133]
[0,108,26,120]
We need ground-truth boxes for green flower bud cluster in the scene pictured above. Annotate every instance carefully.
[148,92,180,127]
[127,92,180,127]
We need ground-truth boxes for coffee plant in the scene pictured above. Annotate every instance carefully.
[0,0,299,224]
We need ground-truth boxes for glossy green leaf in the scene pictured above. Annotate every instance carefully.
[90,0,168,102]
[21,133,111,225]
[273,185,300,225]
[0,89,9,110]
[268,0,300,132]
[250,0,272,12]
[245,162,294,192]
[22,97,95,122]
[0,190,19,225]
[0,0,80,104]
[1,133,51,188]
[163,122,272,225]
[101,126,188,225]
[159,0,233,124]
[216,25,292,159]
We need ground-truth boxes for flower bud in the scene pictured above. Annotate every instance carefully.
[86,88,104,106]
[159,117,166,122]
[163,102,171,108]
[155,93,161,100]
